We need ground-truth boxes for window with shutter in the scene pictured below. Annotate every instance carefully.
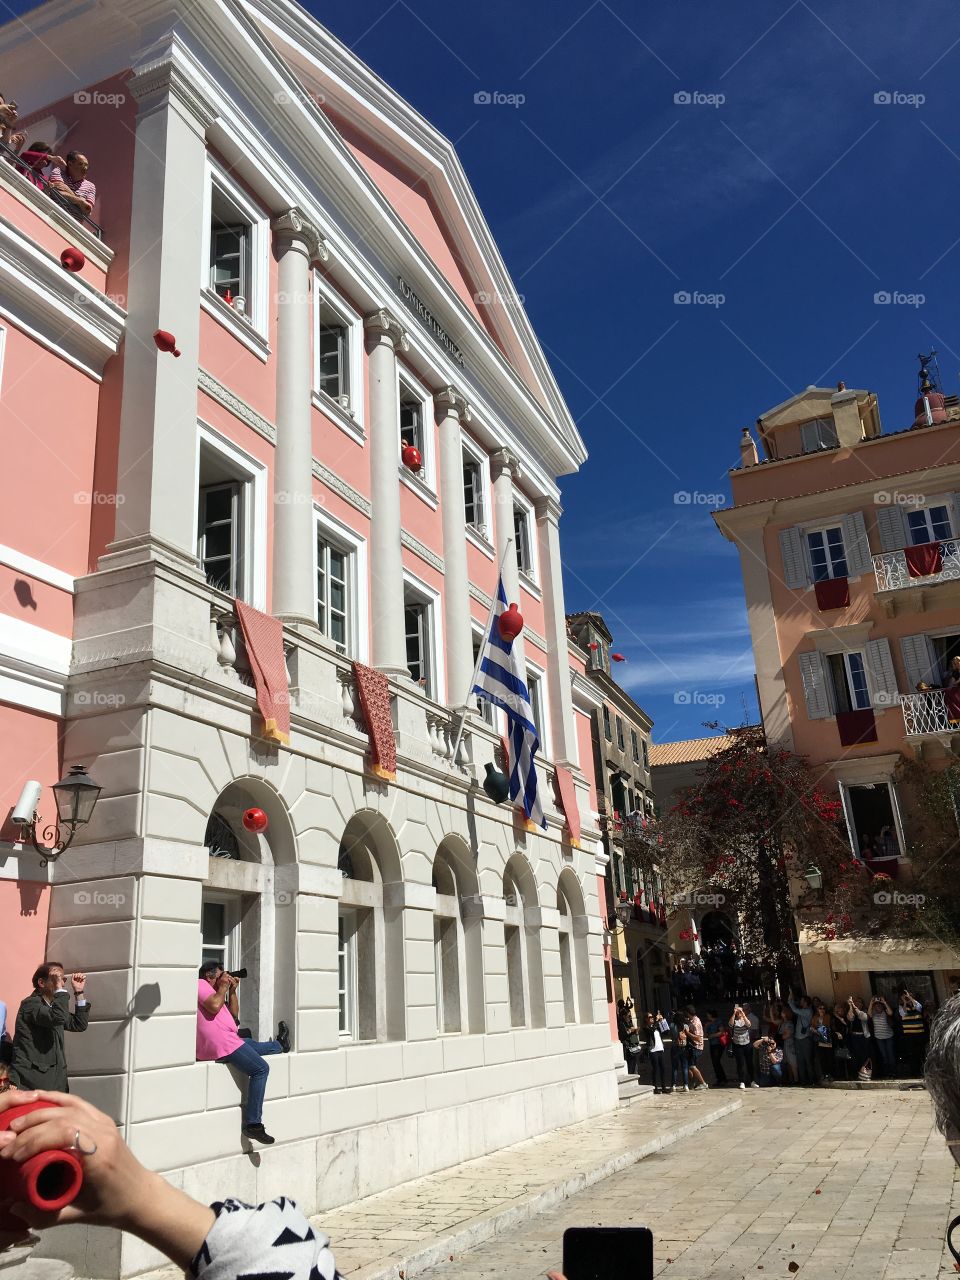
[798,650,834,719]
[900,634,939,691]
[907,505,952,545]
[806,527,848,581]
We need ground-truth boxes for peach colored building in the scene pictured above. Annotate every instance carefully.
[716,374,960,1006]
[0,2,615,1272]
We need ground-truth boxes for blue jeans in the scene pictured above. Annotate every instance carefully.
[759,1063,782,1086]
[874,1036,896,1076]
[218,1039,282,1125]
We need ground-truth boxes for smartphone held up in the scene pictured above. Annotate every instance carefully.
[562,1226,654,1280]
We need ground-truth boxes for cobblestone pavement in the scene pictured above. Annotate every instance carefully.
[411,1088,959,1280]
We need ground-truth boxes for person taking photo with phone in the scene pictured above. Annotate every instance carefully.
[8,964,89,1093]
[196,962,290,1145]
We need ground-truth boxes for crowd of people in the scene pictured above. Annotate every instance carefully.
[618,986,931,1092]
[670,942,773,1004]
[0,92,97,221]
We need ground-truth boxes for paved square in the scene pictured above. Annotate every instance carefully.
[411,1089,960,1280]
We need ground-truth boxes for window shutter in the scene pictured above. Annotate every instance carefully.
[798,650,834,720]
[779,526,811,590]
[949,492,960,543]
[800,421,819,454]
[875,503,908,552]
[864,638,898,707]
[840,511,872,577]
[900,634,939,691]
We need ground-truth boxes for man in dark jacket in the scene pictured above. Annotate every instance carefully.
[9,962,90,1092]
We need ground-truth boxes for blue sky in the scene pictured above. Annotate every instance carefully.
[304,0,960,742]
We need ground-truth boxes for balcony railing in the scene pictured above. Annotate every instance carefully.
[0,139,103,239]
[900,688,960,737]
[873,539,960,592]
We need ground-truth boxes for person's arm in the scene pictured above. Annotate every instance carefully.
[227,985,240,1023]
[67,974,90,1032]
[788,998,802,1016]
[200,976,235,1018]
[22,992,71,1030]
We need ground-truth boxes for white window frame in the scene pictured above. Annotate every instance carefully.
[906,499,954,546]
[461,432,494,556]
[402,570,444,702]
[805,522,848,582]
[313,507,368,663]
[397,367,437,504]
[312,273,365,444]
[800,417,839,454]
[338,908,358,1040]
[837,779,906,861]
[526,660,550,752]
[200,161,270,357]
[512,493,540,590]
[827,650,871,712]
[200,893,240,972]
[195,423,267,608]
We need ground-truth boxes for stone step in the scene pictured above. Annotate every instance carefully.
[617,1078,655,1104]
[826,1078,926,1091]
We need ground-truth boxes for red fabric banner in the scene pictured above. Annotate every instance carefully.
[351,661,397,781]
[905,541,943,578]
[553,766,581,847]
[234,600,290,745]
[946,686,960,722]
[814,576,849,610]
[835,708,878,746]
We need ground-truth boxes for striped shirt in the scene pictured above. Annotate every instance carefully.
[900,1002,925,1036]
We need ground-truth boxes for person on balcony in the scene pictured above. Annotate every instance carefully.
[0,94,24,154]
[47,151,96,219]
[16,140,63,188]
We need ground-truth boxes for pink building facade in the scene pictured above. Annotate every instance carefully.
[0,3,615,1272]
[716,378,960,1005]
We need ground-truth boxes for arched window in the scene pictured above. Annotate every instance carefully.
[432,839,484,1035]
[503,857,545,1029]
[338,813,405,1042]
[200,784,296,1042]
[558,871,593,1025]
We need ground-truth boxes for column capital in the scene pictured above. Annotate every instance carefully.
[128,55,219,132]
[490,448,521,483]
[534,495,563,524]
[435,385,472,424]
[364,308,409,353]
[271,209,329,263]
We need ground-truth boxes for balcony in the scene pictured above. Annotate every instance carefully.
[899,688,960,740]
[873,540,960,615]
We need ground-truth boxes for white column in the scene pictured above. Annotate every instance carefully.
[535,496,578,766]
[436,386,474,708]
[108,59,217,568]
[272,209,326,625]
[365,310,410,677]
[490,449,525,673]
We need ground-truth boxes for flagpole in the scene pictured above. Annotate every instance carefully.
[449,538,514,765]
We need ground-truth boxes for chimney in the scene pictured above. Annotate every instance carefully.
[739,427,759,467]
[831,388,863,447]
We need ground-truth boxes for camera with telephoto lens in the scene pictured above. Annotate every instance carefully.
[227,968,247,980]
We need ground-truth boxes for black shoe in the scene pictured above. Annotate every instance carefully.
[242,1123,275,1145]
[663,1087,673,1094]
[653,1087,662,1094]
[277,1020,291,1054]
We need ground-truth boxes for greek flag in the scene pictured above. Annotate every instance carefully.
[473,577,546,829]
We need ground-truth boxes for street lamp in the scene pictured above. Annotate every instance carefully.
[18,765,102,865]
[803,865,823,893]
[614,898,633,928]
